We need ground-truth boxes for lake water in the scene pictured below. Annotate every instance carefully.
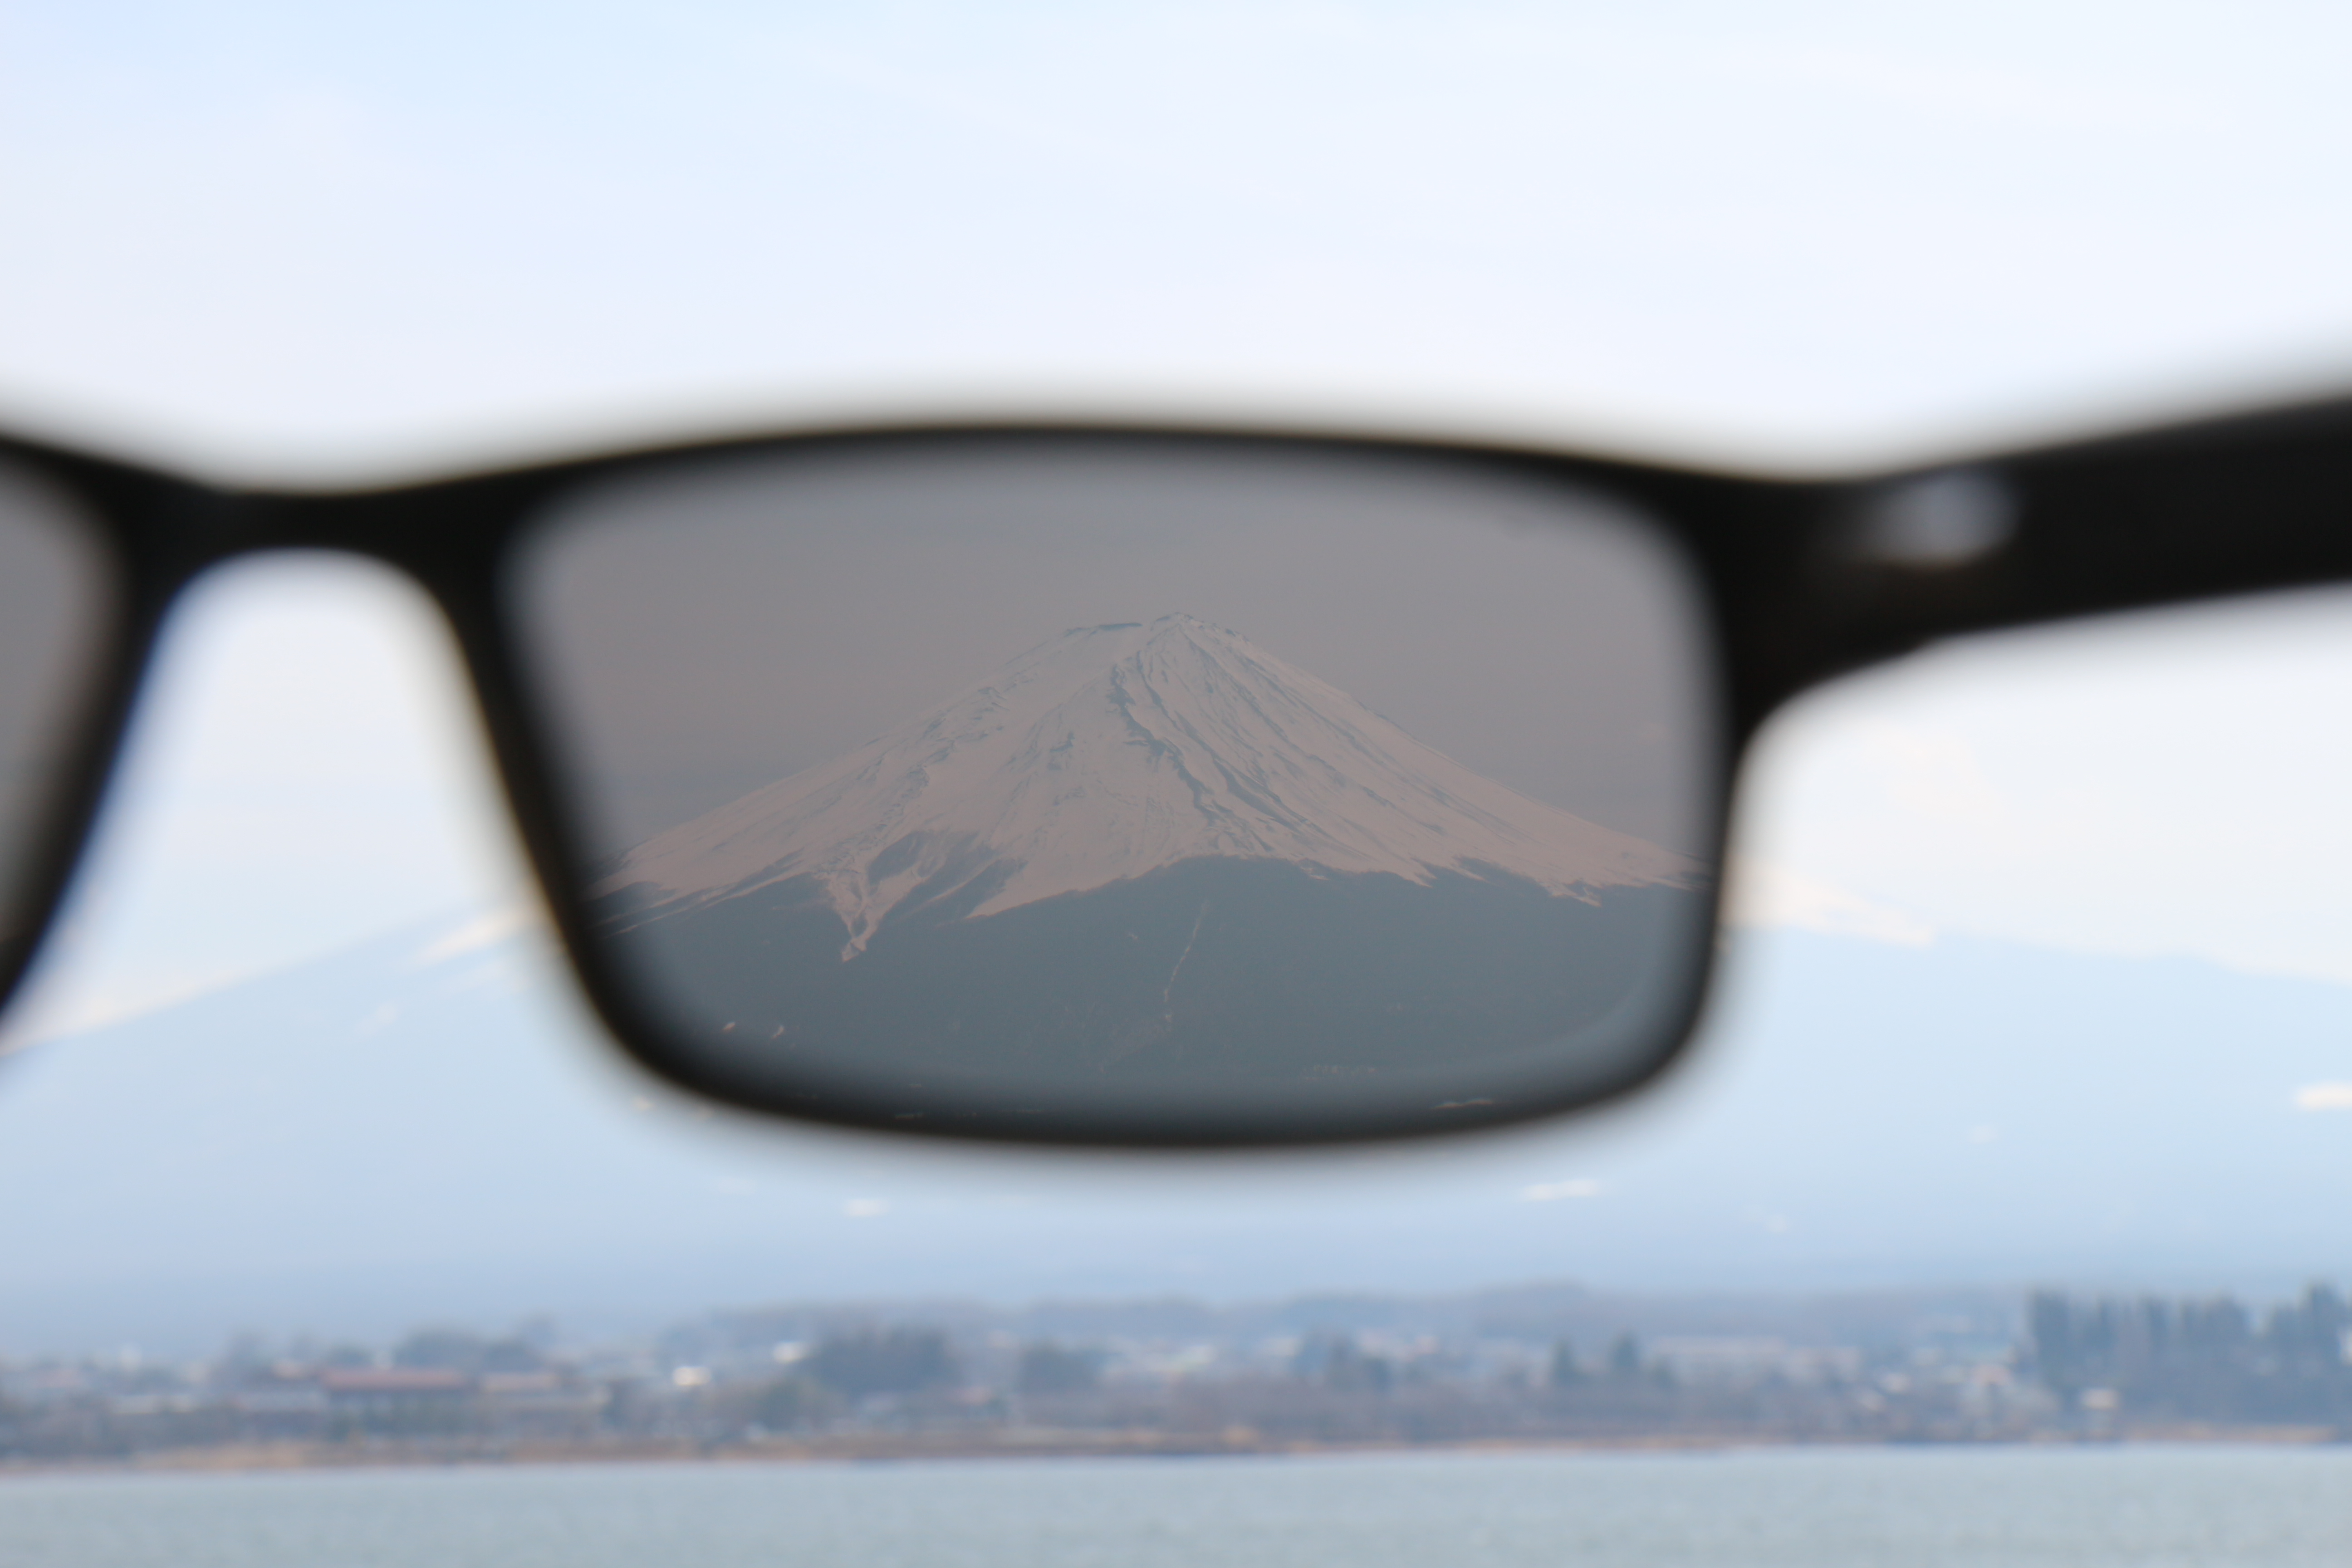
[1,1446,2347,1567]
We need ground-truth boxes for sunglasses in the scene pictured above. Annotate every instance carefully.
[4,397,2348,1146]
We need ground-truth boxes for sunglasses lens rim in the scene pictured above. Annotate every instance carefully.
[494,431,1734,1145]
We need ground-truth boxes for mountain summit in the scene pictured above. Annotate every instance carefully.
[607,613,1696,957]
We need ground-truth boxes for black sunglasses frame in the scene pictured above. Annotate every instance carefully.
[7,394,2352,1146]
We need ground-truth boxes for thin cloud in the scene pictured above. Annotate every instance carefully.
[1520,1178,1604,1202]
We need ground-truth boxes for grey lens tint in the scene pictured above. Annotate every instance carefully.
[0,461,111,962]
[514,441,1720,1137]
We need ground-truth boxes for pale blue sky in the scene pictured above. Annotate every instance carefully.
[3,5,2352,1346]
[11,2,2352,479]
[3,0,2352,1027]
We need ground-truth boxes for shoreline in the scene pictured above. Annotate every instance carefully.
[2,1424,2341,1479]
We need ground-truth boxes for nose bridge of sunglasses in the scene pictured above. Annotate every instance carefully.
[7,550,544,1047]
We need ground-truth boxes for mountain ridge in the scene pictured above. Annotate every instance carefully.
[2,916,2349,1351]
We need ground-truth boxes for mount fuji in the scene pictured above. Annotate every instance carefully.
[593,615,1708,1078]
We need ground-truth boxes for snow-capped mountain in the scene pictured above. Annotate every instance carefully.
[605,614,1697,956]
[592,616,1710,1080]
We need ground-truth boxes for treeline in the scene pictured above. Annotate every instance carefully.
[11,1283,2349,1464]
[2027,1284,2352,1424]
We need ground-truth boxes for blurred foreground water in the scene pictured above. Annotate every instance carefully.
[1,1446,2346,1568]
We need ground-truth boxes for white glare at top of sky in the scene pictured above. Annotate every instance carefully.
[3,0,2352,1027]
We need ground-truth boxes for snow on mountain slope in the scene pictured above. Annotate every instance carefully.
[603,614,1700,955]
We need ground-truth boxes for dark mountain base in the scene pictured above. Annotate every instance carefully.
[592,858,1704,1081]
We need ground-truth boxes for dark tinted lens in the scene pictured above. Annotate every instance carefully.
[510,439,1720,1140]
[0,461,113,969]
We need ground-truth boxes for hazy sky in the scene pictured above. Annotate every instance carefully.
[11,2,2352,480]
[1,5,2351,1352]
[3,0,2351,1024]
